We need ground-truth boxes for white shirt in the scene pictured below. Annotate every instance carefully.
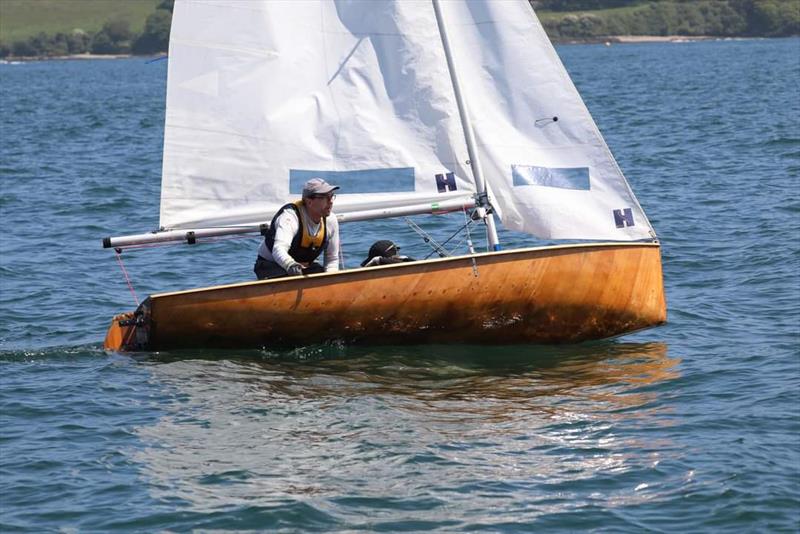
[258,206,340,272]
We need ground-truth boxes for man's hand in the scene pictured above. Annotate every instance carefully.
[287,263,304,276]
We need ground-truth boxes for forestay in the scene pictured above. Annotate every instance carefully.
[161,0,476,231]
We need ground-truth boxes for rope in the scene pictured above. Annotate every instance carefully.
[462,207,479,277]
[114,249,140,306]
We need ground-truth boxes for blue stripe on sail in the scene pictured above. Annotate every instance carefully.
[289,168,415,194]
[511,165,590,191]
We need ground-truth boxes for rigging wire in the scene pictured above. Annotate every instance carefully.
[439,215,476,257]
[404,218,450,259]
[407,215,476,260]
[462,207,479,277]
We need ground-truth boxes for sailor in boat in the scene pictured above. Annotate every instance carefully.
[254,178,341,279]
[360,240,415,268]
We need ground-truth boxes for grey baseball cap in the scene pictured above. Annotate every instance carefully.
[302,178,340,197]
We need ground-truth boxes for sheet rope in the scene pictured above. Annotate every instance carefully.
[114,249,140,306]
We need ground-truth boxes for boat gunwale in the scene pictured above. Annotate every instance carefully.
[150,240,661,299]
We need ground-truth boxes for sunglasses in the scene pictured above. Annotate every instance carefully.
[310,194,336,201]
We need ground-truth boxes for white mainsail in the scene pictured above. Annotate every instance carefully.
[116,0,655,247]
[160,0,476,231]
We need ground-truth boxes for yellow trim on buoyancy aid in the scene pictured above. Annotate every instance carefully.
[293,200,326,250]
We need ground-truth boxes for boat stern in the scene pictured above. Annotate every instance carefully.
[103,312,135,351]
[103,298,152,352]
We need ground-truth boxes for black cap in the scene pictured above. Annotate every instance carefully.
[361,240,399,267]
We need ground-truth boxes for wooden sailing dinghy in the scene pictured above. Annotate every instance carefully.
[103,0,666,351]
[105,243,664,351]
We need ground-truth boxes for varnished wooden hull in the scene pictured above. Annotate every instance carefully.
[103,242,667,351]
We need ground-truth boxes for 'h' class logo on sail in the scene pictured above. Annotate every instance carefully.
[614,208,635,228]
[435,172,457,193]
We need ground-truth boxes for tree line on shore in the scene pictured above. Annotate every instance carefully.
[0,0,173,59]
[536,0,799,41]
[1,0,797,59]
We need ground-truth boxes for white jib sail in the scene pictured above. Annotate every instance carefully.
[160,0,477,231]
[441,1,656,241]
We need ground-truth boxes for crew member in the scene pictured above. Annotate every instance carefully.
[254,178,340,279]
[360,240,415,267]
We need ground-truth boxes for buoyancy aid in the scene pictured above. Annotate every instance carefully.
[263,201,328,264]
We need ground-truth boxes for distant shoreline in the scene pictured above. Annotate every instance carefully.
[553,34,741,45]
[0,35,774,62]
[0,52,163,62]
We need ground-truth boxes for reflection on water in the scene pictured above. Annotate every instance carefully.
[131,343,682,522]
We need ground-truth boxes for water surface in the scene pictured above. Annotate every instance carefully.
[1,38,799,531]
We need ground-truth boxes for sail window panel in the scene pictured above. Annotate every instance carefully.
[289,168,416,194]
[511,165,591,191]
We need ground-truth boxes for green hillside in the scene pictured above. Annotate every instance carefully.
[0,0,796,58]
[537,0,799,40]
[0,0,159,42]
